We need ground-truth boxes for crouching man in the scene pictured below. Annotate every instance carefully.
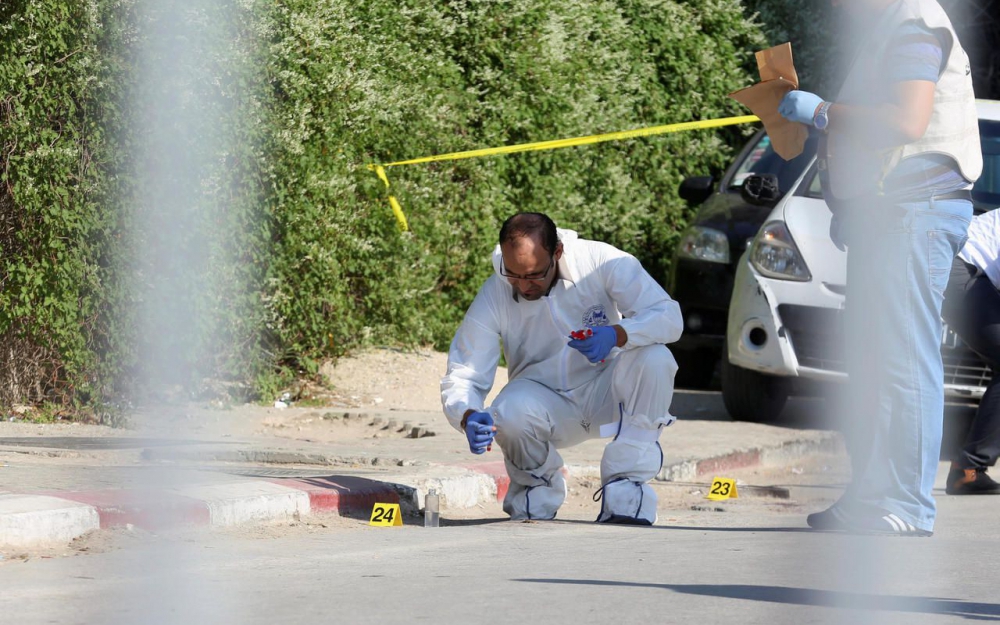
[440,212,683,524]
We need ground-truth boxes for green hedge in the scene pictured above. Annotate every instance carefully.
[0,1,132,410]
[266,0,766,365]
[127,0,276,399]
[0,0,767,410]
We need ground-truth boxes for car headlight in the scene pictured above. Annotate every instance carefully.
[750,221,811,281]
[677,226,730,264]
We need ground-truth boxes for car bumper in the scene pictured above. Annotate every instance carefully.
[726,257,989,399]
[671,258,734,352]
[672,333,725,354]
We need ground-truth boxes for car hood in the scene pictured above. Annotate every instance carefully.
[781,196,847,287]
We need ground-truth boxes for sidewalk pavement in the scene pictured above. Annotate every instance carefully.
[0,401,842,550]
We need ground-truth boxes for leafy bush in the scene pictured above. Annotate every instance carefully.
[741,0,838,97]
[0,0,767,410]
[126,0,276,399]
[0,0,131,409]
[266,0,767,366]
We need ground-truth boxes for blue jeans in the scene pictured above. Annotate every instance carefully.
[840,197,972,531]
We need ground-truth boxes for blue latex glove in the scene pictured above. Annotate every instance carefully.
[567,326,618,364]
[778,90,824,126]
[464,411,495,455]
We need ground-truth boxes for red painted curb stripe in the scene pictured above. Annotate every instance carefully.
[463,461,510,502]
[52,490,211,530]
[269,476,399,515]
[694,449,762,477]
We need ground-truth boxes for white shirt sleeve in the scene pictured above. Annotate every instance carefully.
[440,279,503,431]
[600,248,683,347]
[959,209,1000,290]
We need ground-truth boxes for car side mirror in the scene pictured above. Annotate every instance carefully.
[740,174,781,206]
[678,176,715,205]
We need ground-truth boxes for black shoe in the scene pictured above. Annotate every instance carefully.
[847,510,933,537]
[946,466,1000,495]
[806,503,852,531]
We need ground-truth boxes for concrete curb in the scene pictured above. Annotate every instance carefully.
[414,434,844,508]
[0,476,401,550]
[380,462,507,514]
[0,495,100,547]
[656,434,844,482]
[0,433,842,549]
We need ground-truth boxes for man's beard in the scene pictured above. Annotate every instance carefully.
[516,284,545,300]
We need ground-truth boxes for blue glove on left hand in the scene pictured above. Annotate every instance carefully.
[567,326,618,364]
[464,411,496,455]
[778,90,824,126]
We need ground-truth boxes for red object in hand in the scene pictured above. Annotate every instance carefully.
[569,328,603,362]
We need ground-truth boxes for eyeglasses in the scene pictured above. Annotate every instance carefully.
[500,255,555,282]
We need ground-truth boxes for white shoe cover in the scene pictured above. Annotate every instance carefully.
[595,478,657,525]
[503,471,567,521]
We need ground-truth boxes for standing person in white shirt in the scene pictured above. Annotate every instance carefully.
[942,209,1000,494]
[780,0,981,536]
[440,212,683,524]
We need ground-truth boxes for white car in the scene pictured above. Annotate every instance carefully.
[722,100,1000,422]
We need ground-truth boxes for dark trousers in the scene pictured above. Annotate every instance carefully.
[942,256,1000,469]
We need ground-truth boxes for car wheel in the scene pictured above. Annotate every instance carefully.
[720,349,790,423]
[672,348,718,390]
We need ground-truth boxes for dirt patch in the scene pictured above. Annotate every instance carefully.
[0,421,126,438]
[319,347,505,412]
[257,410,444,444]
[0,347,500,460]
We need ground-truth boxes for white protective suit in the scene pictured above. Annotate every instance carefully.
[440,229,683,523]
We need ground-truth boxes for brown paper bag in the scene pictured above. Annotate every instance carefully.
[729,43,809,160]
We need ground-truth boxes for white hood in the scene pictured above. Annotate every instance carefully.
[491,228,580,279]
[782,198,847,287]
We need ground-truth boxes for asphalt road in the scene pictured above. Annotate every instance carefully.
[3,492,999,625]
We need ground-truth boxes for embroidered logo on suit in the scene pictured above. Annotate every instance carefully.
[583,305,609,327]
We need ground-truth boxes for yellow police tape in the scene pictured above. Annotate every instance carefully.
[368,114,760,231]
